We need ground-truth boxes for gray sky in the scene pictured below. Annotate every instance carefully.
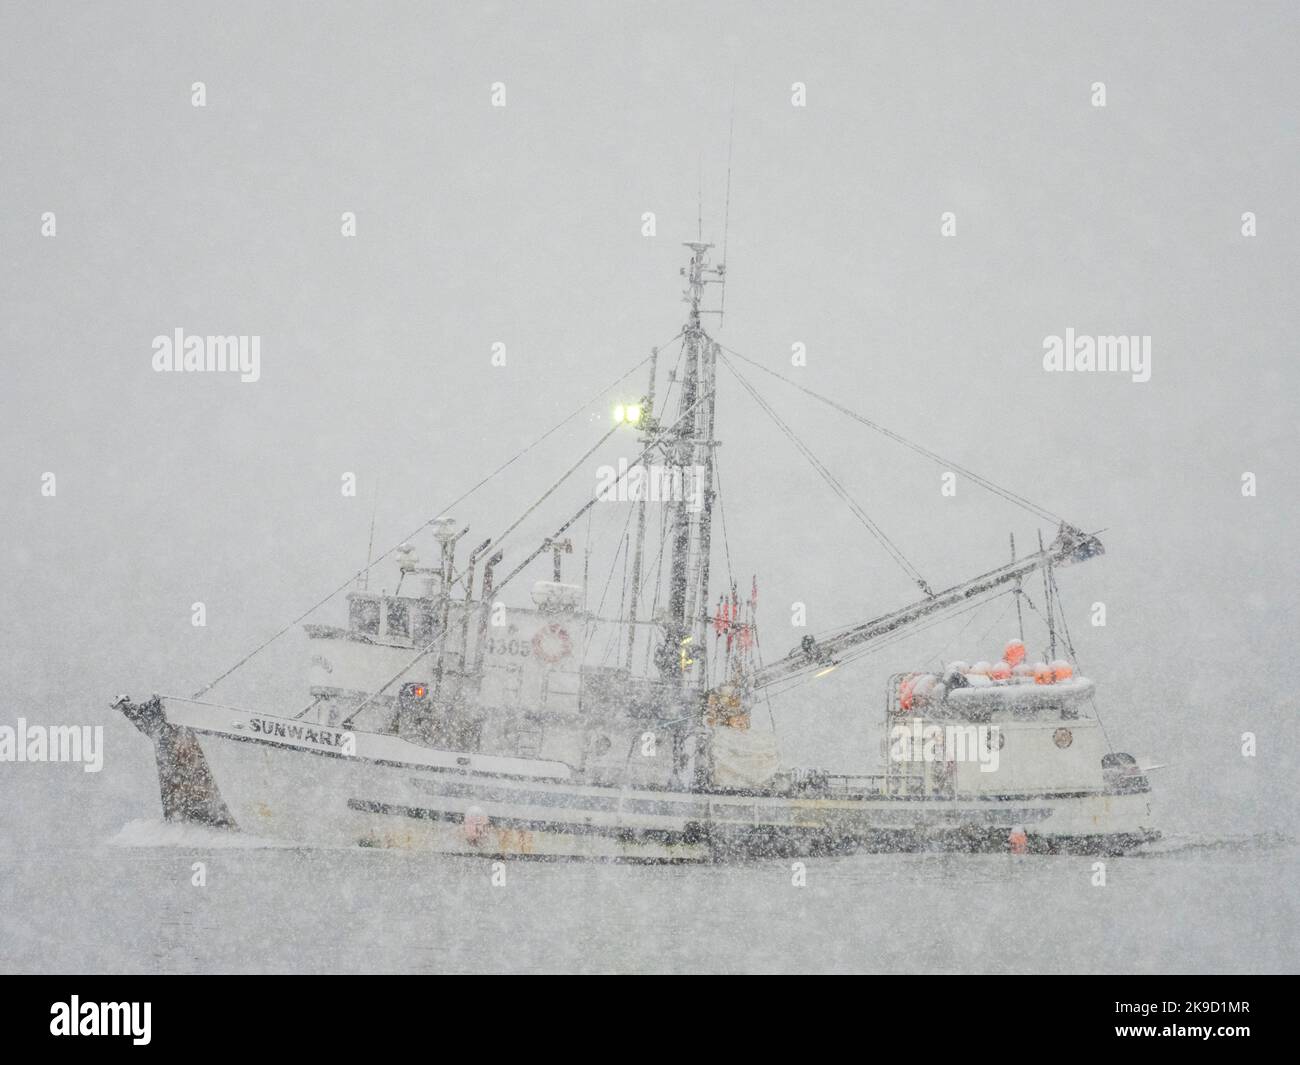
[2,1,1297,837]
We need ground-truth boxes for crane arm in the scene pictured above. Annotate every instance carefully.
[746,523,1103,691]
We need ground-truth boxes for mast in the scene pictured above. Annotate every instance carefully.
[660,241,722,688]
[688,338,720,685]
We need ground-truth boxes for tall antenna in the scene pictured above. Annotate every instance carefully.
[719,94,735,326]
[697,154,703,241]
[362,477,380,591]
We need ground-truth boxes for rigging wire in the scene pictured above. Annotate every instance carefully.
[832,593,1012,671]
[716,342,1066,527]
[753,635,780,735]
[586,505,635,662]
[922,595,1012,673]
[710,457,742,693]
[658,338,687,415]
[610,529,632,666]
[719,98,735,326]
[1048,570,1114,751]
[1050,567,1079,662]
[191,338,679,700]
[761,590,1014,700]
[636,514,674,597]
[345,382,721,719]
[642,502,672,676]
[581,506,595,650]
[929,598,1016,673]
[486,424,620,556]
[713,456,737,608]
[718,350,934,596]
[491,380,719,595]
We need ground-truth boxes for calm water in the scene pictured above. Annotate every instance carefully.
[1,823,1294,974]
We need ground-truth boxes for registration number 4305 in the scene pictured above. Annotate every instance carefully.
[482,637,531,658]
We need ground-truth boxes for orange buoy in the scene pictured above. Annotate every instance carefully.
[988,660,1011,680]
[1033,662,1054,685]
[1050,659,1074,682]
[1003,639,1027,667]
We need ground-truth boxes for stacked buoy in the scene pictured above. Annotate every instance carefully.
[949,642,1077,686]
[896,640,1080,711]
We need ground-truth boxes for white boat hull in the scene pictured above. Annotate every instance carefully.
[121,698,1159,860]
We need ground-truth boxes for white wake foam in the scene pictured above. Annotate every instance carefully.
[107,818,293,850]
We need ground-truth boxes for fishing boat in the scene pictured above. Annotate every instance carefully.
[115,240,1159,860]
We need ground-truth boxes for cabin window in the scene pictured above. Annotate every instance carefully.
[386,598,410,638]
[412,604,436,643]
[349,596,380,636]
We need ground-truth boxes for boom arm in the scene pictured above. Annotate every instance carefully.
[747,523,1103,691]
